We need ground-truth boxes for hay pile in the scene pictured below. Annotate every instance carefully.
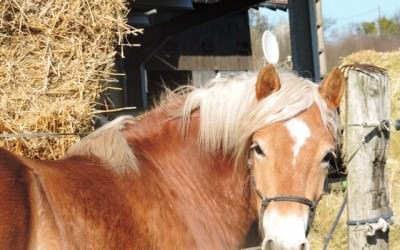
[309,49,400,249]
[0,0,140,159]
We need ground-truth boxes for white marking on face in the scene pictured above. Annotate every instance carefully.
[262,210,309,250]
[285,118,311,166]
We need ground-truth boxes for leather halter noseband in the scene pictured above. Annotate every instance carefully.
[247,153,323,238]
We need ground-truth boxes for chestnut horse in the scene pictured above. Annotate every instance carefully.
[0,65,345,250]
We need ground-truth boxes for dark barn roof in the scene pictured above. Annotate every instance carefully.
[122,0,321,115]
[128,0,279,27]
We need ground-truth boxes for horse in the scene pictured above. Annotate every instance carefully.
[247,66,345,250]
[0,64,345,250]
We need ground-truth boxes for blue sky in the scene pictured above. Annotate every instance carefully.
[264,0,400,29]
[323,0,400,28]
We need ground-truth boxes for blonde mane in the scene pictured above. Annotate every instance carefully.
[177,71,338,166]
[65,70,338,174]
[65,115,139,174]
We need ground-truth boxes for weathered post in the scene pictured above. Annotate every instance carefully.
[344,64,392,249]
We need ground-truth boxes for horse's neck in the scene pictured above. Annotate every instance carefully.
[124,108,256,249]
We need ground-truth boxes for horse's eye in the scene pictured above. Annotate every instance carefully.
[251,143,265,156]
[322,151,337,171]
[322,151,336,163]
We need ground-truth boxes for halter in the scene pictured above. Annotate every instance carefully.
[247,154,323,238]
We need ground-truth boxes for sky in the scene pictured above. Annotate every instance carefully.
[263,0,400,30]
[322,0,400,29]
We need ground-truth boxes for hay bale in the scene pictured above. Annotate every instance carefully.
[309,191,347,249]
[309,50,400,249]
[0,0,141,159]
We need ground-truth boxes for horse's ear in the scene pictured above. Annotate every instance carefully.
[256,64,281,100]
[319,67,346,109]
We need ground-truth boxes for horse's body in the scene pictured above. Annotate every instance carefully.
[0,104,254,249]
[0,65,345,250]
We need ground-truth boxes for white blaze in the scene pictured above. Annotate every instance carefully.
[285,118,311,166]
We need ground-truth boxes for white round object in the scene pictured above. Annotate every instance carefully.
[261,30,280,64]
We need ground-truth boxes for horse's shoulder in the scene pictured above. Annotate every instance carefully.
[0,148,30,249]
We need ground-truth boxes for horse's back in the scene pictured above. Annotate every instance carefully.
[0,148,190,249]
[0,148,31,249]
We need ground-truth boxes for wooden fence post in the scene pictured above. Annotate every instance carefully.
[344,65,392,249]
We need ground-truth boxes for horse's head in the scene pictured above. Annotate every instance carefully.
[249,65,345,250]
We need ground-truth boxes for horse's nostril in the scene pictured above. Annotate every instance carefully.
[262,238,274,250]
[262,238,308,250]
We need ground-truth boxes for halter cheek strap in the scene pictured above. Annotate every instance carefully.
[247,158,323,238]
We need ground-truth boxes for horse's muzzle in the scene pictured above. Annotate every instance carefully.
[262,238,310,250]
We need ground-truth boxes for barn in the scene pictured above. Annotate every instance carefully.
[110,0,325,114]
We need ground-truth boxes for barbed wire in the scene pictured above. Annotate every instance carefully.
[0,132,86,139]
